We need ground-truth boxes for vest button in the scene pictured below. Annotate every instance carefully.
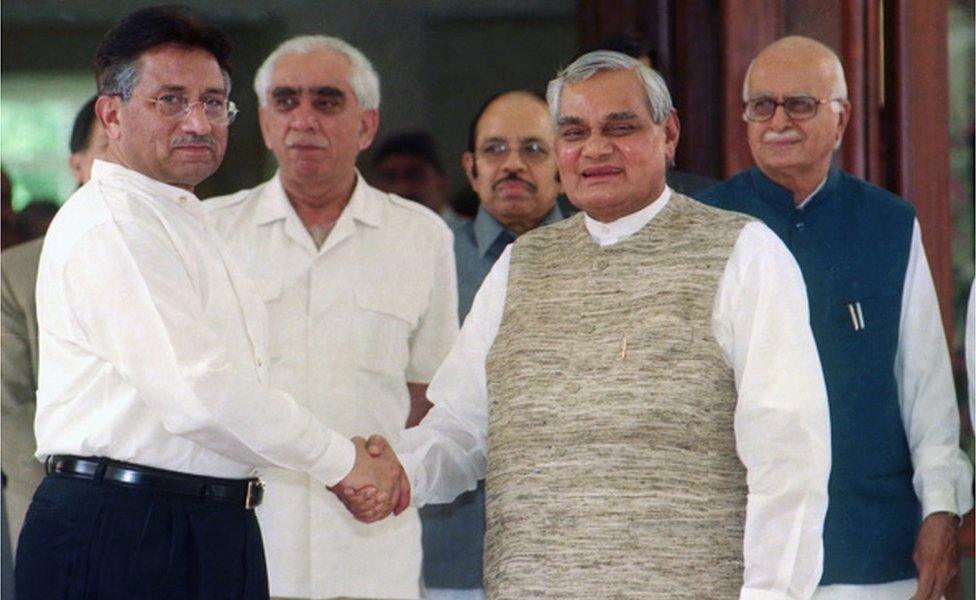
[795,221,805,230]
[566,382,581,393]
[581,323,596,334]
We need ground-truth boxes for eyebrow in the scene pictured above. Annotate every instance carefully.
[605,111,640,121]
[271,86,345,99]
[157,84,226,96]
[556,116,583,126]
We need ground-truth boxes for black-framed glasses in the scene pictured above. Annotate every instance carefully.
[742,95,843,122]
[477,139,551,163]
[139,94,239,124]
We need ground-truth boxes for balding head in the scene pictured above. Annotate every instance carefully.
[743,36,851,204]
[744,36,847,102]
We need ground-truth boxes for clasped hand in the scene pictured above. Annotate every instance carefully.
[328,434,410,523]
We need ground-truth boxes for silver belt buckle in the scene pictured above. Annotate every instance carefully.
[245,479,265,510]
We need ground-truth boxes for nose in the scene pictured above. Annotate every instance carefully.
[581,132,612,159]
[288,100,319,131]
[767,103,793,130]
[181,102,213,135]
[500,147,527,173]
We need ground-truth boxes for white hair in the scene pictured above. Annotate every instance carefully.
[546,50,674,124]
[253,35,380,110]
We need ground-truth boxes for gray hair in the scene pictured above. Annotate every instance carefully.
[253,35,380,110]
[546,50,674,124]
[99,60,232,101]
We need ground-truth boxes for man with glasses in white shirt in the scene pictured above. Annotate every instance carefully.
[699,36,972,600]
[17,9,407,600]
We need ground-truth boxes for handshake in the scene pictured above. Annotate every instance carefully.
[329,435,410,523]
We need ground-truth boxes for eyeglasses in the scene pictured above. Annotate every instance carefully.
[742,95,843,122]
[477,140,550,163]
[139,94,239,124]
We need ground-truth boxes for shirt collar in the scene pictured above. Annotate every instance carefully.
[254,170,383,229]
[473,203,564,258]
[90,159,202,213]
[582,185,672,247]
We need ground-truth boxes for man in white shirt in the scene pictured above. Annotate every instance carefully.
[16,8,407,600]
[206,36,458,600]
[699,36,973,600]
[350,51,833,598]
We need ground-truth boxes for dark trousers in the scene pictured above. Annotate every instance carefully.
[15,474,269,600]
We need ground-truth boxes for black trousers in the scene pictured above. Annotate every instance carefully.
[15,474,269,600]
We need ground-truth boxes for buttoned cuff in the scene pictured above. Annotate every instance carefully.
[310,433,357,487]
[739,588,793,600]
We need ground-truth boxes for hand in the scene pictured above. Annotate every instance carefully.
[913,512,959,600]
[328,435,410,523]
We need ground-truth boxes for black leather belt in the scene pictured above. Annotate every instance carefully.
[46,455,264,510]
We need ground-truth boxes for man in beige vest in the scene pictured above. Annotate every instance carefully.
[349,51,834,598]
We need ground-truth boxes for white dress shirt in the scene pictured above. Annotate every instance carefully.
[34,160,355,486]
[397,188,833,600]
[206,173,458,599]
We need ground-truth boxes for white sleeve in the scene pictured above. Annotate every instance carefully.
[895,221,973,517]
[712,222,831,600]
[395,244,512,506]
[406,225,460,383]
[966,281,975,434]
[62,218,356,486]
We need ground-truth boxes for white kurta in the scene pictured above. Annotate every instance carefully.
[206,174,458,600]
[397,188,834,600]
[35,160,356,484]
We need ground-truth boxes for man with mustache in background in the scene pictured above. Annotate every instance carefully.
[206,35,458,600]
[699,36,972,600]
[420,90,564,600]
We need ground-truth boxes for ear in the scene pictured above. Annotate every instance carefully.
[834,99,851,146]
[68,153,85,186]
[357,108,380,151]
[95,95,123,141]
[663,110,681,163]
[462,152,477,187]
[257,106,274,151]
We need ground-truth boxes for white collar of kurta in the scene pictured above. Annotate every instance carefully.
[582,185,673,247]
[254,169,383,229]
[90,159,203,213]
[797,174,829,209]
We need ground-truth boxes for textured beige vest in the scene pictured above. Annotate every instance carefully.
[484,194,753,599]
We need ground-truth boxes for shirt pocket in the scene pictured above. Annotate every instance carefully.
[352,286,420,376]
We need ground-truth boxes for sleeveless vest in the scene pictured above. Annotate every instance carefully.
[484,195,753,599]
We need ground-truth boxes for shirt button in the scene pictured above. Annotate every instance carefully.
[256,358,263,368]
[178,196,188,206]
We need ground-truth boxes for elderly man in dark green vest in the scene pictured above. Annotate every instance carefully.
[698,36,973,600]
[344,50,833,599]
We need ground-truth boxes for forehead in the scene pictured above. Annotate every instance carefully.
[136,44,226,90]
[748,53,835,97]
[477,94,552,141]
[270,49,352,90]
[558,69,651,121]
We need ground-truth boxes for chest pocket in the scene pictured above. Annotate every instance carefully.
[353,284,423,376]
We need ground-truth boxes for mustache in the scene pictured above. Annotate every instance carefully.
[171,134,215,149]
[492,173,536,192]
[762,130,803,143]
[285,134,328,149]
